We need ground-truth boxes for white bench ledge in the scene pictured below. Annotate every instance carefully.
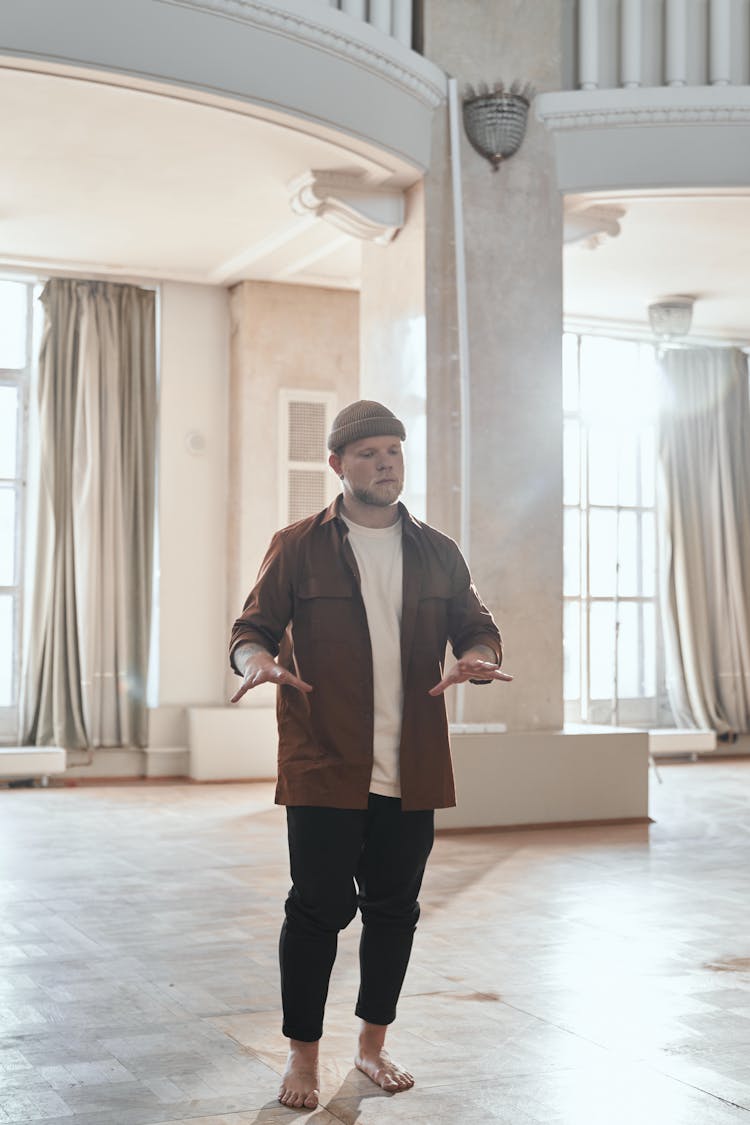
[438,726,650,830]
[449,722,508,735]
[187,705,277,781]
[649,728,717,755]
[0,746,67,778]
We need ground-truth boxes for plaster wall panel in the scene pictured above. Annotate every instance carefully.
[158,281,230,707]
[227,281,359,704]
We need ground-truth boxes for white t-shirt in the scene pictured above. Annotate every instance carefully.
[341,515,403,798]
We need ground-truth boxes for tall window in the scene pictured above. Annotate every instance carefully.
[564,332,664,727]
[0,279,35,737]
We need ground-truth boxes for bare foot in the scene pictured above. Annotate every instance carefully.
[355,1023,414,1093]
[278,1039,320,1110]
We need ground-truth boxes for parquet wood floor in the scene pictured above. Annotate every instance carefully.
[1,760,749,1123]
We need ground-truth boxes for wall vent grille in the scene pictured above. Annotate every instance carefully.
[279,390,337,526]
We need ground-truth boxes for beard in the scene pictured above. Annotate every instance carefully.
[352,480,403,507]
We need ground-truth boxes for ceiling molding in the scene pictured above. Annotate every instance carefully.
[566,188,750,204]
[564,313,750,348]
[272,270,359,291]
[0,252,206,287]
[536,84,750,132]
[208,216,317,283]
[288,170,405,244]
[272,232,353,280]
[157,0,446,109]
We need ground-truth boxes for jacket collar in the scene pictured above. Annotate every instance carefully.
[321,494,422,533]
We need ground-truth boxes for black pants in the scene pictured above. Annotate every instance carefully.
[280,794,435,1042]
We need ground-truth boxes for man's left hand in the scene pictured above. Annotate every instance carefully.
[428,650,513,696]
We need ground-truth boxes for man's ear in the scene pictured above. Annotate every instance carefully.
[328,451,342,476]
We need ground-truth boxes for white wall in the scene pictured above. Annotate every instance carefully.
[360,182,427,519]
[227,281,359,617]
[157,281,230,708]
[224,280,359,715]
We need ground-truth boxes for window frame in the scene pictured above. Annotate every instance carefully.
[563,330,668,729]
[0,279,34,739]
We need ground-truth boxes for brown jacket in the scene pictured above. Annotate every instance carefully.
[230,497,502,811]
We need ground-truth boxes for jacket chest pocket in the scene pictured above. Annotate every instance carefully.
[416,577,453,648]
[296,576,359,643]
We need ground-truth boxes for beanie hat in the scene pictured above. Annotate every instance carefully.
[327,400,406,451]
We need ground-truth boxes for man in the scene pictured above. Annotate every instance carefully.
[229,400,510,1111]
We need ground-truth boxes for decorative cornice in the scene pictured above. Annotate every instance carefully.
[536,86,750,131]
[565,313,750,349]
[156,0,446,109]
[288,170,405,244]
[564,202,625,249]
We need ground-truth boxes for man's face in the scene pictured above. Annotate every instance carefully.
[329,435,405,508]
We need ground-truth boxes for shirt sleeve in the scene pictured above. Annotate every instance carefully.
[446,547,503,676]
[229,531,294,675]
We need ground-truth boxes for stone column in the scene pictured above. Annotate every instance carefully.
[423,1,564,730]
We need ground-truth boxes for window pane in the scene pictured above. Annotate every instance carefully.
[580,337,640,424]
[642,602,656,697]
[589,510,649,597]
[0,282,27,369]
[617,602,640,698]
[591,601,656,701]
[564,600,580,701]
[641,512,656,597]
[564,419,580,505]
[617,510,639,596]
[588,428,619,505]
[589,509,618,596]
[617,602,655,698]
[563,333,579,413]
[564,509,580,596]
[0,594,13,706]
[641,425,656,506]
[638,341,661,409]
[589,601,615,700]
[0,385,19,478]
[0,488,16,585]
[618,432,638,506]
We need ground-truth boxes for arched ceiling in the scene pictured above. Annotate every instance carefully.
[4,62,749,344]
[564,190,750,342]
[0,64,420,289]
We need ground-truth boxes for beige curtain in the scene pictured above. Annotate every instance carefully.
[21,279,156,749]
[658,346,750,734]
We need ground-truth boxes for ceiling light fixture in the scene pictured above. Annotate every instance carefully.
[648,296,696,340]
[462,81,535,171]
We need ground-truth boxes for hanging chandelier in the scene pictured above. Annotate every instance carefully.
[462,81,535,171]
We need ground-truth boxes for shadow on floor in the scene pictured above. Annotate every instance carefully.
[244,1070,388,1122]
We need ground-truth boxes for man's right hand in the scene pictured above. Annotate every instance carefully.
[230,649,313,704]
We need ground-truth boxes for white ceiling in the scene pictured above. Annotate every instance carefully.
[3,63,750,339]
[564,190,750,343]
[0,64,419,289]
